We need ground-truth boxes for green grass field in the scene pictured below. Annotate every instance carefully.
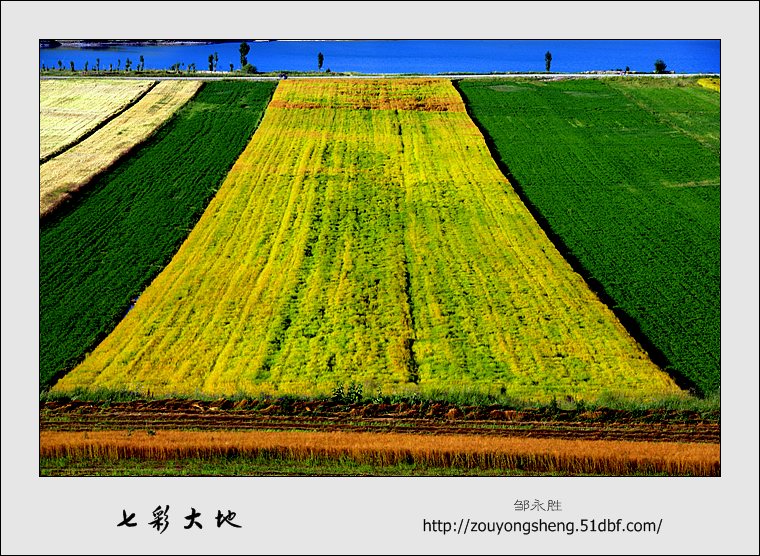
[457,77,720,396]
[40,81,277,389]
[39,455,557,477]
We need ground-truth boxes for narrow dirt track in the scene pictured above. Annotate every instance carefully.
[40,401,720,444]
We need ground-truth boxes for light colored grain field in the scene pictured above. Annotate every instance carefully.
[39,80,202,217]
[53,78,682,402]
[39,429,720,476]
[40,79,155,161]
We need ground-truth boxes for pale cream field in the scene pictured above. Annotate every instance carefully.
[40,79,155,161]
[39,80,202,217]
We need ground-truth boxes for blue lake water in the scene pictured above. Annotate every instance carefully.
[39,39,720,74]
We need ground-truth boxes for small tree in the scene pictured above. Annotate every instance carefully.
[654,59,667,74]
[117,58,121,71]
[70,60,75,72]
[239,41,250,67]
[95,58,100,72]
[230,63,234,72]
[208,53,214,71]
[125,58,132,71]
[139,55,145,71]
[109,63,113,72]
[545,51,552,72]
[242,63,257,74]
[84,61,88,72]
[318,51,324,72]
[57,60,63,71]
[214,52,219,71]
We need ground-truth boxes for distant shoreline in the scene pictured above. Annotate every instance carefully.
[40,39,254,49]
[39,72,719,81]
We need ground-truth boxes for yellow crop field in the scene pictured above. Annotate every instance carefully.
[697,77,720,92]
[53,79,682,402]
[39,80,202,217]
[40,78,155,161]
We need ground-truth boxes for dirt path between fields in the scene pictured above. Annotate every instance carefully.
[40,400,719,444]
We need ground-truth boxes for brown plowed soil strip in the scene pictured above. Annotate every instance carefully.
[40,430,720,476]
[40,401,720,443]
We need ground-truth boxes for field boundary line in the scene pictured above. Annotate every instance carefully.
[39,80,158,164]
[39,81,204,222]
[449,78,703,397]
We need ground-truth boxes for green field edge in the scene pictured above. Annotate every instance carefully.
[39,80,159,165]
[40,80,278,390]
[40,386,721,418]
[450,77,710,398]
[41,455,623,477]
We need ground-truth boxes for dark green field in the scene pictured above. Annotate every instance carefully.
[40,81,277,389]
[457,77,720,396]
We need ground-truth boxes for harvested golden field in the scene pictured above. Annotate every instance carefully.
[39,80,202,217]
[39,429,720,476]
[39,78,155,161]
[53,78,681,402]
